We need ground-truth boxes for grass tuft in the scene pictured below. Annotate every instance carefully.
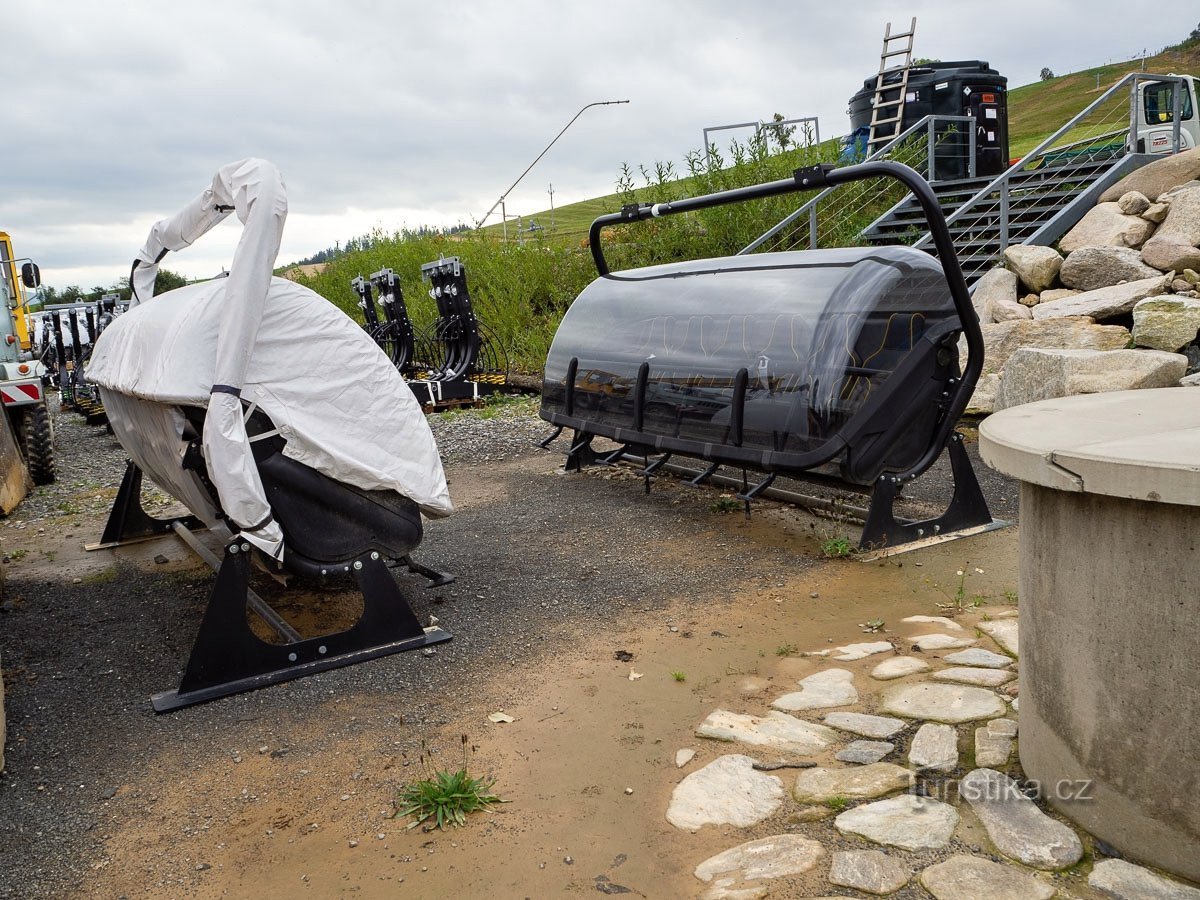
[393,735,506,831]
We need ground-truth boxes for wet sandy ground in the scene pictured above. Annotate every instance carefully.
[1,421,1026,899]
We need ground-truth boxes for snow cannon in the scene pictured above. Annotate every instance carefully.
[86,159,455,712]
[540,161,996,551]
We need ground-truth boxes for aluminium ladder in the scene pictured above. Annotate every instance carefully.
[868,18,917,153]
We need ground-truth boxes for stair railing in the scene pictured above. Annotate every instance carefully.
[739,114,976,254]
[912,72,1189,255]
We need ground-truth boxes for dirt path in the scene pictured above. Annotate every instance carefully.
[0,419,1023,899]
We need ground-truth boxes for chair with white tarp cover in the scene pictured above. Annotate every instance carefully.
[87,159,455,712]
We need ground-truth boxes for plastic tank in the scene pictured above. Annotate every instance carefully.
[849,60,1009,179]
[541,245,963,485]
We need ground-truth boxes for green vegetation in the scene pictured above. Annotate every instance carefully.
[285,39,1200,377]
[710,495,742,514]
[1009,43,1200,156]
[775,643,798,657]
[825,795,850,812]
[671,670,687,683]
[392,735,505,831]
[820,536,855,559]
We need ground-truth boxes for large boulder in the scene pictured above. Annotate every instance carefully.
[965,318,1132,377]
[966,373,1001,415]
[970,268,1018,323]
[1141,237,1200,273]
[1032,275,1170,321]
[1059,246,1163,291]
[1098,146,1200,202]
[1002,245,1062,293]
[993,348,1188,410]
[1149,185,1200,247]
[1132,296,1200,352]
[1059,202,1156,253]
[991,296,1033,322]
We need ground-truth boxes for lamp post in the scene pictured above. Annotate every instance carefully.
[479,100,630,236]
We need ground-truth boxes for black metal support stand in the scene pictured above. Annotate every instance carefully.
[152,547,451,713]
[566,431,597,471]
[88,461,205,549]
[858,433,993,551]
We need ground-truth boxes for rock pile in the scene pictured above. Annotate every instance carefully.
[964,148,1200,413]
[666,609,1200,898]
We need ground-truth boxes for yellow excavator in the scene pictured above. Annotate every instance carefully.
[0,232,55,484]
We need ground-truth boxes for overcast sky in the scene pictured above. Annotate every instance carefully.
[7,1,1197,290]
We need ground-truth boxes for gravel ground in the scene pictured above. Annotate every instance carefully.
[0,391,1018,897]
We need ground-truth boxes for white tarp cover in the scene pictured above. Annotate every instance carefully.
[88,159,452,561]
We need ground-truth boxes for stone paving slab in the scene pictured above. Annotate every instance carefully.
[667,755,784,830]
[792,763,913,803]
[881,683,1007,724]
[696,709,838,754]
[834,795,960,851]
[1089,858,1200,899]
[870,656,931,680]
[959,768,1083,870]
[771,668,858,712]
[920,855,1055,900]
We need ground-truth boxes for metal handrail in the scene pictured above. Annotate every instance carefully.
[739,115,975,254]
[913,72,1187,250]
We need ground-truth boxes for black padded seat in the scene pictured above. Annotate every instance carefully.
[180,405,423,576]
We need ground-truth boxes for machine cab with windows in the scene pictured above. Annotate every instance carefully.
[1134,74,1198,154]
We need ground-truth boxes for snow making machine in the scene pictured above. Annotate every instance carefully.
[351,258,509,409]
[540,161,995,552]
[86,159,455,712]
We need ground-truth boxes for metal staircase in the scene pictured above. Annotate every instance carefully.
[745,72,1192,287]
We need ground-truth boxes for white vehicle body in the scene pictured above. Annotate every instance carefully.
[1135,74,1199,154]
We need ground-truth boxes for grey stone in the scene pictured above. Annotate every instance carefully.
[991,295,1033,322]
[771,667,858,712]
[977,619,1020,656]
[1144,201,1171,224]
[1184,372,1200,386]
[920,855,1055,900]
[910,633,975,651]
[1153,185,1200,246]
[1020,293,1040,307]
[987,718,1018,738]
[1174,278,1196,293]
[1133,296,1200,352]
[828,850,911,895]
[1040,288,1081,303]
[834,795,960,851]
[676,748,696,768]
[1118,191,1152,216]
[1060,204,1156,253]
[1142,237,1200,273]
[958,768,1083,869]
[881,683,1006,724]
[974,726,1013,766]
[1089,858,1200,899]
[970,268,1018,324]
[993,348,1188,411]
[810,640,894,661]
[666,755,785,830]
[696,709,838,754]
[1160,180,1200,202]
[1098,146,1200,202]
[870,656,932,680]
[933,667,1015,688]
[908,723,958,772]
[836,740,895,764]
[1033,274,1169,320]
[1059,246,1164,291]
[823,712,907,739]
[942,648,1013,669]
[699,879,768,900]
[962,318,1131,378]
[694,834,825,884]
[1004,245,1063,293]
[793,762,913,803]
[965,373,1001,415]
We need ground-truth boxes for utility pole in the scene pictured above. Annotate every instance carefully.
[478,99,630,238]
[548,183,555,230]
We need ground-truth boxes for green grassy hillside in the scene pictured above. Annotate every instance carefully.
[1006,45,1199,156]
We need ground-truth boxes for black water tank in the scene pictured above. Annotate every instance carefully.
[849,61,1009,179]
